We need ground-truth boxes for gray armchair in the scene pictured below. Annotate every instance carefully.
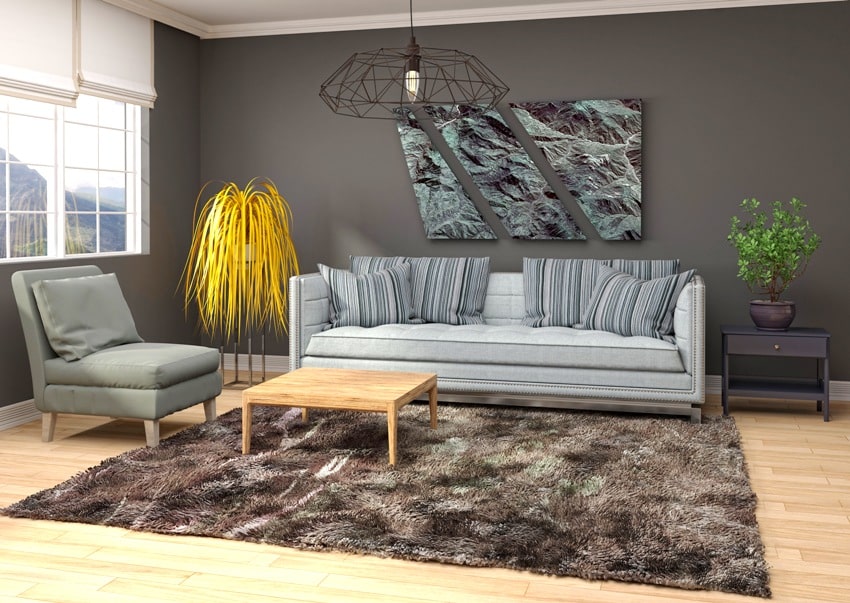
[11,265,222,446]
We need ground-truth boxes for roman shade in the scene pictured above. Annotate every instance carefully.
[0,0,156,108]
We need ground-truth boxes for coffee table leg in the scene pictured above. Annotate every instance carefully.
[302,407,309,422]
[428,385,438,429]
[242,402,252,454]
[387,407,398,466]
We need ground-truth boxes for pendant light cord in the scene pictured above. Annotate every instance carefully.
[409,0,415,39]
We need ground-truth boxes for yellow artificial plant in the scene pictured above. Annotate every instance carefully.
[182,178,299,343]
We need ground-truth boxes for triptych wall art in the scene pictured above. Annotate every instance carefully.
[394,99,642,241]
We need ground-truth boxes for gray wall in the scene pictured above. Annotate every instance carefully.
[0,24,201,408]
[2,3,848,409]
[199,2,849,377]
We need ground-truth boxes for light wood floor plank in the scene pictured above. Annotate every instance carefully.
[0,387,847,601]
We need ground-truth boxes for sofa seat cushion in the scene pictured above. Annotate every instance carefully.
[44,342,220,390]
[304,324,684,372]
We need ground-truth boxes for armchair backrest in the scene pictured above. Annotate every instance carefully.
[11,265,103,408]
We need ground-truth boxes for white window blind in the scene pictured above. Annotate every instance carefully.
[0,0,78,106]
[0,0,156,108]
[79,0,157,108]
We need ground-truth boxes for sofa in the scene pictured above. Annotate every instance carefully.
[289,257,705,422]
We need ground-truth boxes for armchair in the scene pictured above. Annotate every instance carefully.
[11,265,222,446]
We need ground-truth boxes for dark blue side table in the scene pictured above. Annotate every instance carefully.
[721,325,831,421]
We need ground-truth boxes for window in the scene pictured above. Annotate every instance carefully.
[0,94,146,261]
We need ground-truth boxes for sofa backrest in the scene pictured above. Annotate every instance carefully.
[482,272,525,324]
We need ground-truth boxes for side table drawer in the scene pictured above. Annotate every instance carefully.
[726,334,827,357]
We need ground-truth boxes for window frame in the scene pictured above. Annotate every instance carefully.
[0,93,149,263]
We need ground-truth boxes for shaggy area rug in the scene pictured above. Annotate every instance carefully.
[3,404,770,597]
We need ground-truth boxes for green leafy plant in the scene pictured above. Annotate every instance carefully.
[727,198,821,302]
[181,178,299,342]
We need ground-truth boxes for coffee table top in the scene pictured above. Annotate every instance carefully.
[242,367,437,407]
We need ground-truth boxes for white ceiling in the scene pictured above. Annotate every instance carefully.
[106,0,844,39]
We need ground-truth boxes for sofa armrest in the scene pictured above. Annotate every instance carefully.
[672,274,705,394]
[288,273,331,371]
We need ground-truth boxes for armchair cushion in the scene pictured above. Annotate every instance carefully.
[32,273,142,361]
[44,342,220,389]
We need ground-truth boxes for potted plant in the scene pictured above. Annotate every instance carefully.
[181,178,300,346]
[727,197,820,330]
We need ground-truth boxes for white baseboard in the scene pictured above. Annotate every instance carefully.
[2,371,845,432]
[0,398,40,431]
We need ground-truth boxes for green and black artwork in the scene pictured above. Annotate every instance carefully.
[394,99,642,241]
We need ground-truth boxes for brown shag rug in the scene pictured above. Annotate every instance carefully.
[2,404,770,597]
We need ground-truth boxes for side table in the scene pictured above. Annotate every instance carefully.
[721,325,831,421]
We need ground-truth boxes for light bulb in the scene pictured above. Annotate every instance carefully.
[404,68,419,101]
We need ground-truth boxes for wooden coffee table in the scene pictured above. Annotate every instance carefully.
[241,367,438,465]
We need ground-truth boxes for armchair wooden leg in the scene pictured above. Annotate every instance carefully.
[203,398,216,422]
[41,412,57,442]
[144,419,160,447]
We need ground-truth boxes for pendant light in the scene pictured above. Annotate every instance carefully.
[319,0,509,119]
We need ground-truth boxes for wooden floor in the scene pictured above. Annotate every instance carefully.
[0,383,847,603]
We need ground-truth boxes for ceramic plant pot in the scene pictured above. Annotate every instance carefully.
[749,300,796,331]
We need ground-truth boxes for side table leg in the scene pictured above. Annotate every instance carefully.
[387,407,398,466]
[242,402,252,454]
[428,385,438,429]
[722,335,729,416]
[824,352,830,422]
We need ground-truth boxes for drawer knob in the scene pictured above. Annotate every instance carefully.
[774,344,781,351]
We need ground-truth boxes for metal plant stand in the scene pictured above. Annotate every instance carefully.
[220,324,267,387]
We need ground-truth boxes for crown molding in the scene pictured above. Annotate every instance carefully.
[103,0,208,38]
[107,0,844,39]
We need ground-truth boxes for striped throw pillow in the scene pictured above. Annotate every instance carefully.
[522,258,605,327]
[318,263,413,328]
[580,265,695,339]
[407,257,490,325]
[605,259,680,280]
[350,255,408,274]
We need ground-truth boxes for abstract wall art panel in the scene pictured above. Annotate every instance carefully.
[393,99,642,241]
[424,105,585,240]
[394,109,497,240]
[511,100,642,240]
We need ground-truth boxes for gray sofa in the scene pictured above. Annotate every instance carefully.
[289,271,705,422]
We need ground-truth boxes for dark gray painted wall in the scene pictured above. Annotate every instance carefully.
[0,24,201,408]
[2,3,848,410]
[199,2,849,377]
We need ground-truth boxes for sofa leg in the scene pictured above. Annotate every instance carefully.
[690,407,702,424]
[41,412,57,442]
[144,419,160,447]
[203,398,216,422]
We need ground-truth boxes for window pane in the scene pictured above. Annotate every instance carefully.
[9,115,54,165]
[5,96,53,118]
[9,211,47,258]
[65,168,98,211]
[99,128,126,171]
[99,100,126,129]
[65,95,98,125]
[9,164,49,211]
[99,171,126,212]
[65,123,99,169]
[0,215,5,258]
[100,214,126,252]
[0,164,7,211]
[66,213,96,254]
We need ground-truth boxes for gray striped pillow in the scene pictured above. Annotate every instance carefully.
[407,257,490,325]
[580,265,695,339]
[318,263,413,328]
[605,259,680,279]
[522,258,605,327]
[350,255,408,274]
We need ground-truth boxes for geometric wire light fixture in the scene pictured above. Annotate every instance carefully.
[319,0,509,119]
